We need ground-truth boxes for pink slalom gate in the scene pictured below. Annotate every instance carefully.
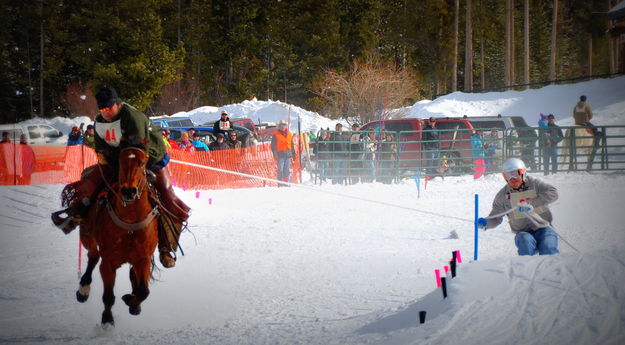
[434,269,441,287]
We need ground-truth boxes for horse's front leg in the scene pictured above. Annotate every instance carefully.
[99,260,117,327]
[122,260,151,316]
[76,234,100,303]
[76,255,99,303]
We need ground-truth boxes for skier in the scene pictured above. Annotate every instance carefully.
[477,158,560,256]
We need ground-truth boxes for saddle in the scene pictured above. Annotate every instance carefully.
[55,171,185,264]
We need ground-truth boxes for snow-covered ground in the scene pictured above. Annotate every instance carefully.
[1,77,625,344]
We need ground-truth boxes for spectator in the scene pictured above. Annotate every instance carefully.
[362,130,378,182]
[0,132,14,184]
[477,158,559,256]
[208,133,229,151]
[79,122,85,134]
[471,131,487,178]
[188,128,196,139]
[330,123,348,184]
[81,124,95,149]
[162,130,179,149]
[271,120,296,185]
[542,114,564,174]
[423,117,440,174]
[538,113,548,128]
[161,131,171,149]
[313,130,331,183]
[178,132,195,152]
[379,132,398,184]
[67,126,83,146]
[213,111,232,138]
[192,133,209,151]
[573,95,601,137]
[18,134,34,185]
[348,123,364,184]
[516,125,538,170]
[484,129,502,172]
[226,130,242,150]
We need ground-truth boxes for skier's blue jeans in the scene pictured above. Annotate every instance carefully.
[277,156,292,183]
[514,227,560,256]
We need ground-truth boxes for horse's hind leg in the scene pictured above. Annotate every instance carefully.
[122,262,151,316]
[99,261,117,326]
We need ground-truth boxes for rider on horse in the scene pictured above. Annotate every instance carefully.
[52,86,190,268]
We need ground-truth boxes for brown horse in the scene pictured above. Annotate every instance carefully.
[76,146,160,326]
[559,126,599,171]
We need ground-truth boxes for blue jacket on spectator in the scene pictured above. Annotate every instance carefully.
[192,139,209,151]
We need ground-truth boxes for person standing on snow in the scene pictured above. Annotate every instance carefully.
[271,120,296,185]
[477,158,560,256]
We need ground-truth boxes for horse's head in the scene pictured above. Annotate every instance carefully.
[118,145,149,203]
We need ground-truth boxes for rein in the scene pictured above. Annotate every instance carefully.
[101,147,159,232]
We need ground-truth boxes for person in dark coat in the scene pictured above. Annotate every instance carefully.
[542,114,564,174]
[313,130,332,183]
[423,117,440,174]
[213,111,232,138]
[208,133,229,151]
[329,123,348,184]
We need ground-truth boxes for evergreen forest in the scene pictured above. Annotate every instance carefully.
[0,0,618,123]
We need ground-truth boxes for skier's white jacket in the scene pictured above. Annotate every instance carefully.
[485,175,558,233]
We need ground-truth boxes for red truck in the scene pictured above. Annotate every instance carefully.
[361,118,475,173]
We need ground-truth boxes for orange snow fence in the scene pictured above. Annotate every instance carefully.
[0,143,301,189]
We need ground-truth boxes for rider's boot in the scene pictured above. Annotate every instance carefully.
[52,164,106,234]
[153,166,190,268]
[51,198,90,234]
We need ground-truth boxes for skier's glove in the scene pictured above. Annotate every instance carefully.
[477,217,488,229]
[517,201,534,213]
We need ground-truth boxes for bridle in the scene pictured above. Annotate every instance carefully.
[100,146,159,232]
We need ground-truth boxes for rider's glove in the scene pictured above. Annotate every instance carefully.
[477,217,488,229]
[517,200,534,213]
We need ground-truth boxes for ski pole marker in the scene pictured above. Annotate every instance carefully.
[434,269,441,287]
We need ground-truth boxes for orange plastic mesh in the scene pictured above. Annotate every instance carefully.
[0,143,301,189]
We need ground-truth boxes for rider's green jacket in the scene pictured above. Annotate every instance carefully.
[93,103,167,168]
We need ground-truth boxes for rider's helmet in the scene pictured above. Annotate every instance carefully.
[502,158,527,182]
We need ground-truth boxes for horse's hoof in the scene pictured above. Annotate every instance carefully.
[129,305,141,315]
[122,294,142,315]
[101,311,114,326]
[122,294,133,306]
[76,290,89,303]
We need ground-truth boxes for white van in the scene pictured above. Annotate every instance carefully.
[0,123,67,146]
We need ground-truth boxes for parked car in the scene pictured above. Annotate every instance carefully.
[360,118,475,172]
[230,118,257,133]
[150,116,195,129]
[0,123,67,146]
[167,125,257,148]
[457,115,529,132]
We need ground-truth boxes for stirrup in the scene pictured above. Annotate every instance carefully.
[159,251,176,268]
[51,209,79,235]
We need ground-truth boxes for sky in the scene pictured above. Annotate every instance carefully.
[1,76,625,345]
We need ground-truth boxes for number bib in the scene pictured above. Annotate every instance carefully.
[95,120,122,147]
